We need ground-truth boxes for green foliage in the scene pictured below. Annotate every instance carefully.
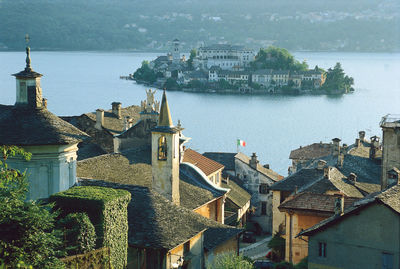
[294,257,308,269]
[0,146,64,268]
[321,62,354,94]
[187,79,206,90]
[163,77,180,90]
[187,48,197,69]
[251,47,309,71]
[268,232,285,262]
[133,61,159,84]
[274,261,294,269]
[58,213,96,256]
[207,252,254,269]
[51,186,131,269]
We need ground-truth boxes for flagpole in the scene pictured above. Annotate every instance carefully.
[236,139,239,153]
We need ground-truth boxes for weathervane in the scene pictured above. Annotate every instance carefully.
[25,34,32,71]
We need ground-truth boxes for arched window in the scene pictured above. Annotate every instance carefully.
[158,136,167,160]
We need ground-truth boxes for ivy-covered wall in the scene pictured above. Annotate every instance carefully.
[51,186,131,269]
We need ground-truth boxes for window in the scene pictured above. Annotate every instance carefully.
[261,202,267,215]
[158,136,167,160]
[183,241,190,255]
[259,184,269,194]
[318,242,327,258]
[382,253,394,269]
[215,173,220,184]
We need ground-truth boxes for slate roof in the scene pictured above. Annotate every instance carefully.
[0,105,89,146]
[289,143,332,160]
[252,69,273,75]
[79,179,241,251]
[298,184,400,237]
[311,154,381,185]
[200,44,247,51]
[221,179,251,208]
[270,168,323,192]
[77,148,226,210]
[183,149,224,176]
[278,192,359,214]
[203,152,236,171]
[83,105,141,135]
[271,166,365,198]
[235,152,283,181]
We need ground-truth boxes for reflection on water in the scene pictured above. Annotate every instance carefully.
[0,51,399,175]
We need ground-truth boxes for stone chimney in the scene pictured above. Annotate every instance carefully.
[264,164,270,169]
[112,102,122,119]
[323,166,331,179]
[337,153,344,168]
[359,131,366,141]
[250,153,259,169]
[355,138,360,147]
[334,195,344,215]
[331,138,341,156]
[317,160,327,170]
[386,168,400,187]
[348,173,357,184]
[42,98,47,109]
[95,109,104,130]
[369,136,380,159]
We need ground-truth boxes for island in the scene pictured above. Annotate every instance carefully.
[127,40,354,95]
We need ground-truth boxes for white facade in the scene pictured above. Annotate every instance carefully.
[8,144,79,200]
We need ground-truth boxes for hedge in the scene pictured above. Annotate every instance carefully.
[61,247,111,269]
[50,186,131,269]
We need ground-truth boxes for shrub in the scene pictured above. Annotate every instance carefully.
[274,261,294,269]
[268,232,285,262]
[58,213,96,255]
[294,257,308,269]
[207,252,254,269]
[51,186,131,269]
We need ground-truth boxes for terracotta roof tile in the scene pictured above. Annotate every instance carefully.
[183,148,224,176]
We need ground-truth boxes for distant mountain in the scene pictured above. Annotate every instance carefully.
[1,0,399,52]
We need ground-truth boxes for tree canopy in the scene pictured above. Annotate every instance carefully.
[321,62,354,93]
[251,47,309,71]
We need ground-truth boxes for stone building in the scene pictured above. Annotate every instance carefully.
[278,193,358,264]
[299,184,400,269]
[235,152,283,233]
[0,47,88,200]
[380,114,400,190]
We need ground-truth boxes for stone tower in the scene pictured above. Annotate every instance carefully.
[151,90,180,205]
[172,38,180,63]
[380,114,400,190]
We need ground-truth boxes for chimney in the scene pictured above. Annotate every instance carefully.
[250,153,259,169]
[348,173,357,184]
[95,109,104,130]
[324,167,330,179]
[317,160,327,170]
[42,98,47,109]
[369,136,380,159]
[337,153,344,168]
[264,164,270,169]
[112,102,122,119]
[332,138,341,156]
[359,131,366,141]
[355,138,360,147]
[334,195,344,215]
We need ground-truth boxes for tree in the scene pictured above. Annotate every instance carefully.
[207,252,254,269]
[133,61,158,84]
[187,49,197,70]
[321,62,354,93]
[0,146,65,268]
[250,46,308,71]
[268,232,285,262]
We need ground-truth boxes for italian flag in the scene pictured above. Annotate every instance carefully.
[237,139,246,147]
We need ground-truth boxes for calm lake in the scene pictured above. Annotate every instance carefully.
[1,51,399,175]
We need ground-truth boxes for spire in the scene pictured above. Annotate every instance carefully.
[13,34,42,79]
[158,90,173,127]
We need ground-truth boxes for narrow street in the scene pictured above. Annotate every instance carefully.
[239,235,272,260]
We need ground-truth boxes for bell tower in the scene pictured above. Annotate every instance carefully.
[151,90,180,205]
[172,38,180,63]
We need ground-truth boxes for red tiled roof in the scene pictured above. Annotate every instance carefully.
[183,148,224,176]
[278,192,359,213]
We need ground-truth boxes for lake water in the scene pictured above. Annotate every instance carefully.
[1,51,399,175]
